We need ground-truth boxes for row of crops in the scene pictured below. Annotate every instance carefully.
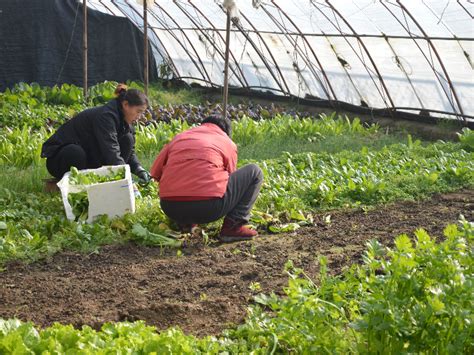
[2,114,472,266]
[1,222,472,353]
[1,82,473,352]
[0,82,308,130]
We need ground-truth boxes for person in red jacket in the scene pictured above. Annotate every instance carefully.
[151,116,263,242]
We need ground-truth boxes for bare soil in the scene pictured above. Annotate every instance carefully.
[1,190,472,336]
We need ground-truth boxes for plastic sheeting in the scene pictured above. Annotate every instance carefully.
[0,0,157,90]
[88,0,473,121]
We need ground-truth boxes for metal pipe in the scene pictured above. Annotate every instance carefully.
[393,107,474,119]
[200,1,288,94]
[223,13,231,119]
[149,2,212,84]
[143,0,148,95]
[83,0,88,100]
[381,1,466,122]
[381,2,457,115]
[259,5,326,99]
[269,0,338,104]
[457,0,473,18]
[396,0,465,121]
[309,1,388,109]
[188,0,249,88]
[262,5,330,98]
[237,10,291,95]
[144,26,474,42]
[173,0,247,88]
[228,20,289,95]
[122,0,180,78]
[325,0,396,112]
[422,1,474,73]
[384,36,425,108]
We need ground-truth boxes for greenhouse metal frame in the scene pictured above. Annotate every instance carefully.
[86,1,472,122]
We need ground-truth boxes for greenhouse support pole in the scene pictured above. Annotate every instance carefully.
[83,0,88,100]
[143,0,149,96]
[222,12,231,120]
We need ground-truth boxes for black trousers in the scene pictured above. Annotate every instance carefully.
[46,133,134,179]
[160,164,263,225]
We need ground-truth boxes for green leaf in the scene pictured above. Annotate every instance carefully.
[394,234,413,253]
[289,209,306,221]
[268,223,300,233]
[131,223,148,238]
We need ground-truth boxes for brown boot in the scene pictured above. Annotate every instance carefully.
[43,178,59,193]
[219,218,257,243]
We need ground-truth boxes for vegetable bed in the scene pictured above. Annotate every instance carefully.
[1,82,473,353]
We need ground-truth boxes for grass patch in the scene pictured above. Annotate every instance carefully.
[238,132,406,161]
[146,82,204,106]
[0,164,47,194]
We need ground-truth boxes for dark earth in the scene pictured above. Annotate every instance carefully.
[1,190,472,336]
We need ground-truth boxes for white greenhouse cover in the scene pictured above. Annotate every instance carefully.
[87,0,474,121]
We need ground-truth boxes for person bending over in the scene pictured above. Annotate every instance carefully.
[151,116,263,242]
[41,85,151,185]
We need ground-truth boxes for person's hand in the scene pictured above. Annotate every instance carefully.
[137,170,151,187]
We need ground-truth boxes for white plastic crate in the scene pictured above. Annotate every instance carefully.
[57,164,136,223]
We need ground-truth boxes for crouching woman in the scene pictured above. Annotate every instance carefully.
[41,85,151,185]
[151,116,263,242]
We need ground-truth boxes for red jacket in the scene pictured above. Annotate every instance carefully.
[151,123,238,200]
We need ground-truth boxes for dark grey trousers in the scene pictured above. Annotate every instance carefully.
[160,164,263,225]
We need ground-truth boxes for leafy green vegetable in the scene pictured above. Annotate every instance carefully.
[1,117,473,266]
[130,223,181,247]
[67,191,89,222]
[69,166,125,185]
[0,221,472,353]
[458,127,474,152]
[268,223,300,233]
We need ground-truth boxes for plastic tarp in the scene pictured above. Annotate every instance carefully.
[0,0,157,90]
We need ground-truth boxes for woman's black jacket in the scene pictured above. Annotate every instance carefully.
[41,99,143,174]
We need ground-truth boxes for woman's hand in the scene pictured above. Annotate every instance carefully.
[137,170,151,186]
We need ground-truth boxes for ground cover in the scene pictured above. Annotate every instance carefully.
[0,81,307,130]
[1,82,473,352]
[2,118,472,266]
[1,192,472,352]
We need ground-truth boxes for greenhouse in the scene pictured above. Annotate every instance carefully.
[0,0,473,353]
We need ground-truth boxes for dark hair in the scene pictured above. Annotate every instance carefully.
[202,115,232,137]
[115,84,148,106]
